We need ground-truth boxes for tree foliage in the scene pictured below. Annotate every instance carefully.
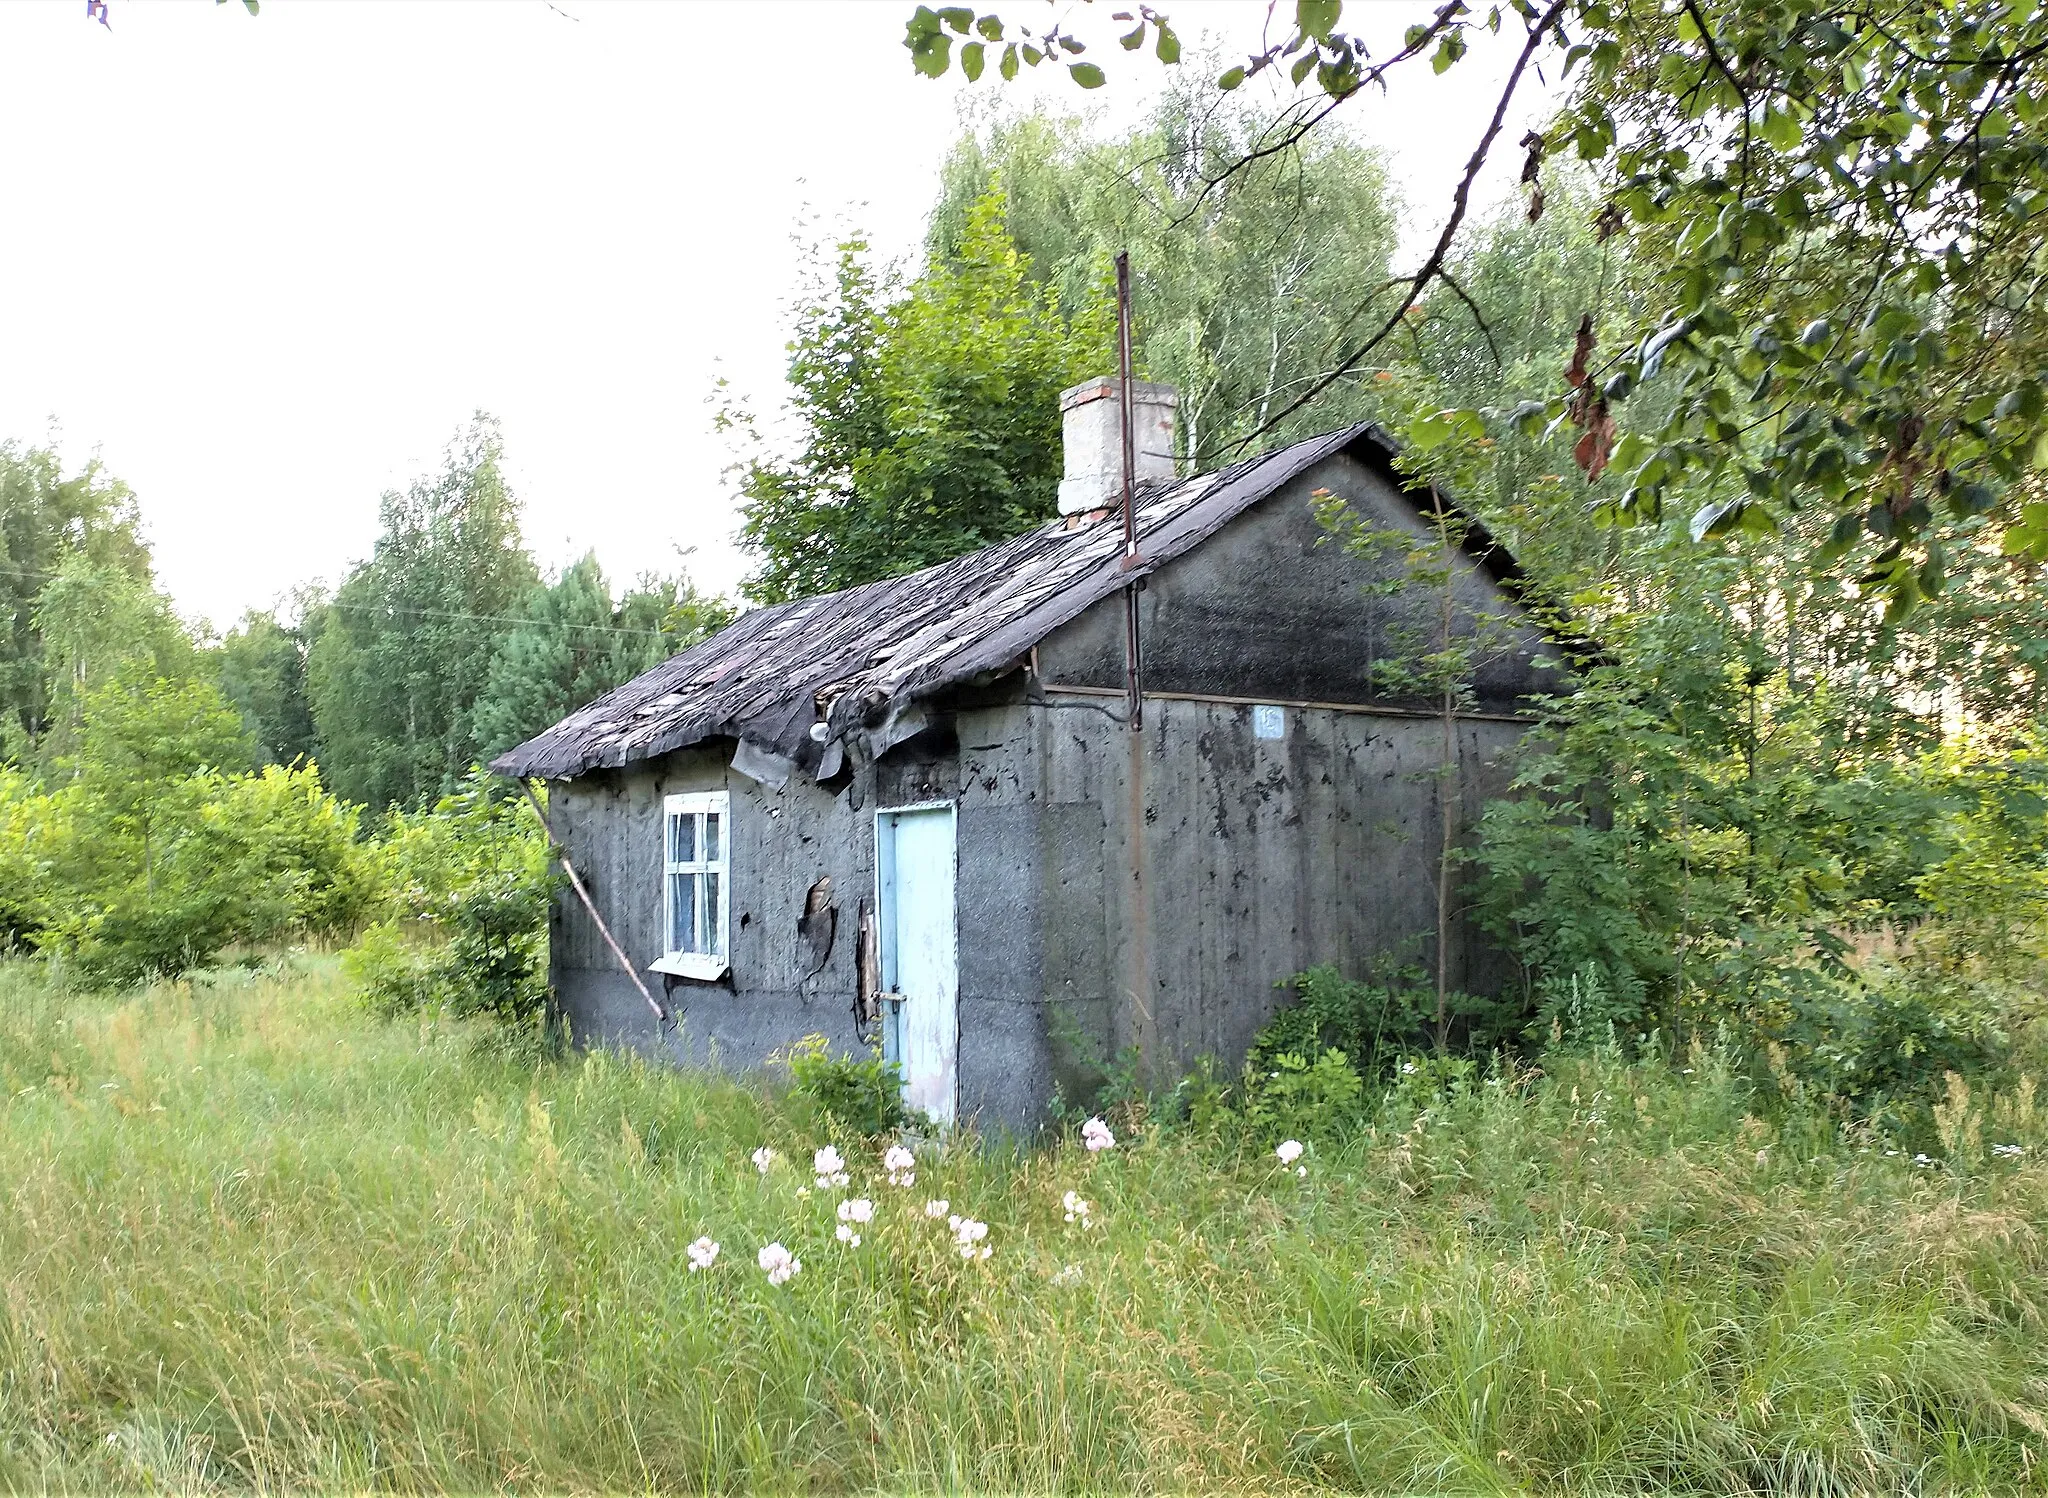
[926,78,1399,460]
[0,445,155,764]
[900,0,2048,613]
[217,601,319,770]
[471,553,733,763]
[306,416,540,809]
[733,189,1113,602]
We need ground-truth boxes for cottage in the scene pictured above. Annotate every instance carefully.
[492,380,1567,1129]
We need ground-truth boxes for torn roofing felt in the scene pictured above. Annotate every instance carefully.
[490,422,1533,784]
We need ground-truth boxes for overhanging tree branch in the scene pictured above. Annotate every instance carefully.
[1240,0,1568,445]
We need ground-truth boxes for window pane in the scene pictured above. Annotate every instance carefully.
[669,812,695,863]
[704,872,721,956]
[703,811,720,863]
[669,871,696,954]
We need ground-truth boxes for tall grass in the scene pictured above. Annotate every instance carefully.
[2,958,2046,1493]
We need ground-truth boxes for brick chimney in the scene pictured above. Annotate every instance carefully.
[1056,377,1178,517]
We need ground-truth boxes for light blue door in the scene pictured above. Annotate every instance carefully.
[876,803,958,1127]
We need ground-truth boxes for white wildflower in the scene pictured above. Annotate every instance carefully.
[949,1214,990,1258]
[813,1145,850,1188]
[1061,1189,1092,1228]
[1296,1165,1308,1178]
[757,1242,801,1286]
[1081,1116,1116,1152]
[686,1236,720,1272]
[1050,1262,1084,1288]
[1913,1153,1936,1168]
[924,1198,950,1219]
[834,1223,861,1246]
[1993,1142,2026,1159]
[750,1145,776,1175]
[837,1197,875,1225]
[1275,1139,1304,1166]
[795,1186,810,1199]
[1755,1149,1769,1166]
[883,1143,917,1187]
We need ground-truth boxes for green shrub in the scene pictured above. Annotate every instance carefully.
[365,770,549,926]
[1259,964,1524,1079]
[441,873,551,1024]
[1240,1046,1365,1142]
[6,664,373,984]
[343,882,550,1028]
[341,772,554,1027]
[1767,964,2012,1109]
[1530,961,1646,1047]
[0,769,64,952]
[48,765,372,987]
[342,920,446,1018]
[1252,964,1425,1071]
[783,1032,906,1135]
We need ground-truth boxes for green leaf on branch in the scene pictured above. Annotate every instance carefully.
[936,6,974,32]
[1405,408,1485,453]
[2005,502,2048,558]
[906,7,954,76]
[1069,61,1107,88]
[1758,106,1802,152]
[1691,496,1779,542]
[960,40,985,79]
[1298,0,1342,41]
[1218,64,1247,89]
[1156,22,1181,63]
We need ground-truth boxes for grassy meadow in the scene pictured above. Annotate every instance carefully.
[3,957,2048,1494]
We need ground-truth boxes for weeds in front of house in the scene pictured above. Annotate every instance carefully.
[3,957,2047,1493]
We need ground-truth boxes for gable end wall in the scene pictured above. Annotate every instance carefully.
[1035,451,1561,711]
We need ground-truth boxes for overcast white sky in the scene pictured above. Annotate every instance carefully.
[0,0,1550,630]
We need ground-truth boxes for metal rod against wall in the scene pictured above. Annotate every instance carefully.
[1115,249,1143,735]
[519,780,670,1028]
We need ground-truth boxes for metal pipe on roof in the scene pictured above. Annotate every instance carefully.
[1116,251,1144,735]
[1115,250,1155,1088]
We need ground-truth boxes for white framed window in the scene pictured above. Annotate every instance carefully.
[652,791,730,980]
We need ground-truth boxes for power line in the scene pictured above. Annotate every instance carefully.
[320,596,695,641]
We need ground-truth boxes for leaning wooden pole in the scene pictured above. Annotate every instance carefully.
[519,779,669,1027]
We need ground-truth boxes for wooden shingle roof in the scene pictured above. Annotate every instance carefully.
[491,423,1530,783]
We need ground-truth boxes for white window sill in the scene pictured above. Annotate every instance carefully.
[649,953,730,982]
